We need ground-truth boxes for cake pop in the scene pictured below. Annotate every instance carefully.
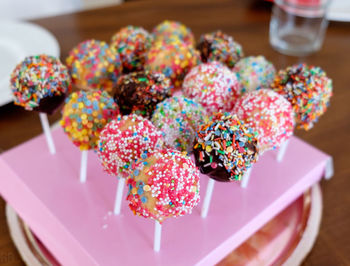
[183,62,240,115]
[97,114,164,178]
[197,30,243,68]
[60,90,119,183]
[152,20,195,46]
[110,25,152,73]
[271,63,332,131]
[232,89,295,153]
[113,71,172,118]
[145,40,199,88]
[234,56,276,94]
[66,39,122,91]
[193,113,259,182]
[10,54,71,154]
[151,95,208,152]
[127,148,200,223]
[97,114,164,215]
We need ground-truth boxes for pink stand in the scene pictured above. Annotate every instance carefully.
[0,129,332,266]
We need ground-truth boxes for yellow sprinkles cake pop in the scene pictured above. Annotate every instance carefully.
[66,39,122,91]
[60,90,119,150]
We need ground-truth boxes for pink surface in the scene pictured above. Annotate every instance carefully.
[0,129,330,266]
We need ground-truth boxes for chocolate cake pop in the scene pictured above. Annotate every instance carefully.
[110,25,152,73]
[183,62,240,115]
[97,114,164,178]
[232,89,295,153]
[10,54,71,114]
[193,113,259,182]
[151,95,208,152]
[271,63,332,130]
[197,30,244,68]
[66,39,122,91]
[234,56,276,94]
[126,149,200,223]
[113,71,172,118]
[60,90,119,150]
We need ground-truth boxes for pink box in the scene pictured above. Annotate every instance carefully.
[0,129,330,266]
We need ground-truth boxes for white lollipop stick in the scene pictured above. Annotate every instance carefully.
[201,178,215,219]
[154,220,162,252]
[277,139,290,162]
[80,150,88,183]
[39,113,56,155]
[241,167,253,188]
[114,178,125,215]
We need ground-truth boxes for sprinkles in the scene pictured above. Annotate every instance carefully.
[197,30,244,68]
[126,149,200,223]
[232,89,295,153]
[10,54,71,113]
[152,20,195,46]
[66,39,122,91]
[145,40,200,88]
[151,95,208,152]
[234,56,276,94]
[97,114,164,178]
[110,25,152,73]
[60,90,119,150]
[271,63,333,131]
[193,113,259,182]
[114,71,172,118]
[183,62,240,115]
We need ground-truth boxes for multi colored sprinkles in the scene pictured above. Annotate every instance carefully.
[60,90,119,150]
[193,113,259,182]
[97,114,164,178]
[113,71,172,118]
[271,63,333,131]
[197,30,244,69]
[234,56,276,94]
[145,40,199,88]
[151,95,208,152]
[110,25,152,73]
[232,89,295,153]
[10,54,71,111]
[126,149,200,223]
[183,62,240,115]
[66,39,122,91]
[152,20,195,46]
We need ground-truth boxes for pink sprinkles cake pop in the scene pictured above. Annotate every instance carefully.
[183,62,240,115]
[126,149,200,223]
[232,89,295,153]
[97,114,164,178]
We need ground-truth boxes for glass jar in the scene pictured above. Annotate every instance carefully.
[269,0,331,56]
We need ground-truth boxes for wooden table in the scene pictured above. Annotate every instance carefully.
[0,0,349,265]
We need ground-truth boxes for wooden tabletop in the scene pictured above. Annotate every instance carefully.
[0,0,349,265]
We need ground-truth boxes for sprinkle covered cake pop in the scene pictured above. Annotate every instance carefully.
[271,63,332,131]
[66,39,122,91]
[97,114,164,178]
[145,41,199,88]
[126,149,200,223]
[232,89,295,153]
[193,113,259,182]
[151,95,208,152]
[183,62,240,115]
[152,20,195,46]
[197,30,244,69]
[234,56,276,94]
[110,25,152,73]
[114,71,172,118]
[10,55,71,114]
[60,90,119,150]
